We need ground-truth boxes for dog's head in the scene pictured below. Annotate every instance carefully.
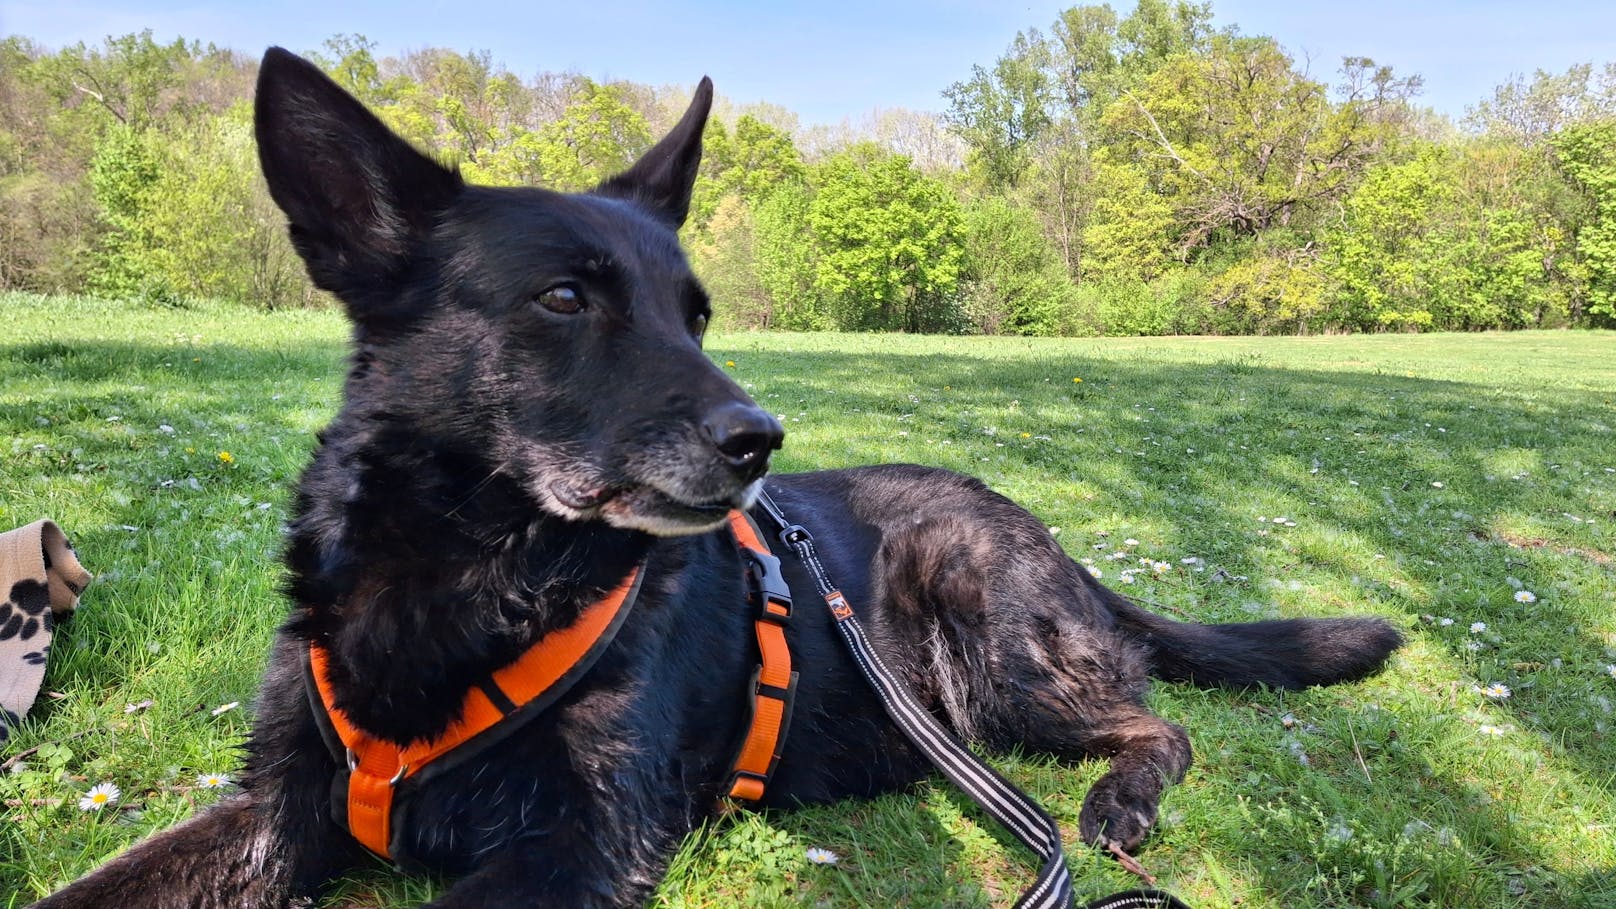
[255,48,782,537]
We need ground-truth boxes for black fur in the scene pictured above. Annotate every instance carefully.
[32,48,1401,909]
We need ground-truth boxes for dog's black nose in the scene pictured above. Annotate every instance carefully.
[702,401,784,473]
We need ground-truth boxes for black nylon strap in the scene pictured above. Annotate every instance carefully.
[754,489,1190,909]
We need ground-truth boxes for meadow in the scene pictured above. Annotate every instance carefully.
[2,291,1613,908]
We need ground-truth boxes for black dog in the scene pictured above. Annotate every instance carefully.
[34,48,1400,908]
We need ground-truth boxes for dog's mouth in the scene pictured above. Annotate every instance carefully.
[546,478,756,536]
[549,480,616,511]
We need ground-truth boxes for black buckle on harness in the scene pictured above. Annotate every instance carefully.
[743,548,792,622]
[778,523,812,547]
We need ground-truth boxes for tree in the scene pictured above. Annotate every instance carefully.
[1050,0,1213,116]
[531,80,652,191]
[807,146,966,332]
[87,123,167,300]
[687,196,771,329]
[1081,161,1176,281]
[691,114,806,224]
[1554,121,1616,321]
[1465,63,1616,145]
[959,196,1075,335]
[1101,37,1418,250]
[1323,141,1577,331]
[753,181,828,330]
[310,34,389,106]
[34,31,203,131]
[943,30,1055,188]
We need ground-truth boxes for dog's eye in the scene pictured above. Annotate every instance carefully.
[534,285,584,315]
[691,314,708,341]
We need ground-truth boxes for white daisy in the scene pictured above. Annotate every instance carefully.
[195,772,232,790]
[1480,683,1512,699]
[805,847,840,865]
[1514,590,1537,604]
[1470,622,1487,634]
[78,782,120,812]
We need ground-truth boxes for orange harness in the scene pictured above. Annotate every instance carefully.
[304,511,796,862]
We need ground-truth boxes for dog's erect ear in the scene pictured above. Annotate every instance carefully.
[594,77,713,228]
[255,47,463,309]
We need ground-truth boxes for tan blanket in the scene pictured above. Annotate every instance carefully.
[0,520,91,745]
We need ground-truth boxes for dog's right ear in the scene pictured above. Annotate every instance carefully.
[255,47,462,312]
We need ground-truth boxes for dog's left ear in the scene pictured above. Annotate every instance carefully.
[595,77,713,229]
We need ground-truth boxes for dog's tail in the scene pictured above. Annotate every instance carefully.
[1103,589,1402,689]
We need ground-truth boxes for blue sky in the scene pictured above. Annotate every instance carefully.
[4,1,1614,125]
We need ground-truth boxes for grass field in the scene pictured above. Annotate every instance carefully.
[2,291,1614,908]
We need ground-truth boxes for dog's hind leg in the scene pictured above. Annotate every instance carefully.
[30,645,358,908]
[871,507,1192,854]
[1039,710,1192,853]
[29,792,350,909]
[986,611,1194,854]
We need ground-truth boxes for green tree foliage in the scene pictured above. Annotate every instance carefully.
[0,38,99,290]
[1553,121,1616,321]
[1465,63,1616,145]
[943,30,1055,188]
[1081,162,1176,281]
[753,182,829,331]
[807,147,966,332]
[688,196,773,330]
[1206,241,1326,334]
[3,11,1615,334]
[144,111,308,308]
[87,124,168,300]
[959,196,1075,335]
[1325,142,1581,331]
[1050,0,1213,117]
[692,115,807,222]
[1101,37,1417,248]
[309,34,389,105]
[526,80,650,191]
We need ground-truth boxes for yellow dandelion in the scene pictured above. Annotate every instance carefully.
[217,451,235,465]
[1072,377,1083,383]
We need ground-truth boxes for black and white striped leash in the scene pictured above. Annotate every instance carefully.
[754,489,1189,909]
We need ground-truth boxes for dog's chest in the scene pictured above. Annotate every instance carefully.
[386,694,662,871]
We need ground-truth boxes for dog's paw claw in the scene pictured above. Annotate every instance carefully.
[1078,773,1159,854]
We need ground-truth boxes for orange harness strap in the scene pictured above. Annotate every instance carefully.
[724,510,798,802]
[306,511,797,860]
[307,566,643,860]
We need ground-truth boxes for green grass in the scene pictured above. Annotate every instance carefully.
[2,291,1614,908]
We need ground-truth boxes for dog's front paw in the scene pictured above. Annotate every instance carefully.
[1077,771,1161,854]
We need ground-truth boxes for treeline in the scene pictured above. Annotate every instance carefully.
[2,3,1614,333]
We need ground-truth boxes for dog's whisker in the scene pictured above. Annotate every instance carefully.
[444,461,512,519]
